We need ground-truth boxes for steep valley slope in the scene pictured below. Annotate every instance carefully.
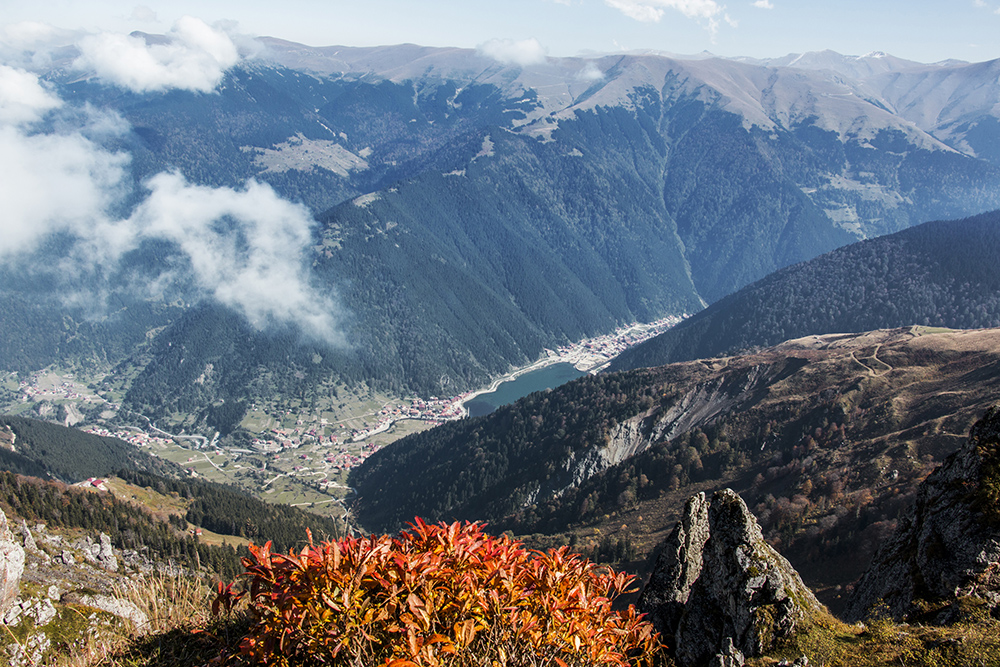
[352,327,1000,605]
[612,209,1000,373]
[5,43,1000,431]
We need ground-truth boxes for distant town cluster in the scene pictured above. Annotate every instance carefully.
[18,374,107,405]
[83,425,174,450]
[553,315,684,365]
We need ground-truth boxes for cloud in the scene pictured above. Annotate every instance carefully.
[477,38,548,66]
[74,16,240,93]
[605,0,725,22]
[576,62,605,81]
[130,5,159,22]
[0,65,62,124]
[605,0,734,32]
[0,22,82,70]
[0,125,128,260]
[0,67,127,260]
[128,173,345,345]
[752,0,774,8]
[0,67,346,347]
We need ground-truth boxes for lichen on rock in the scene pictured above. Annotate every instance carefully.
[639,489,825,667]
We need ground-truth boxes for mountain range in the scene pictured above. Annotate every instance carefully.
[611,209,1000,372]
[4,41,1000,427]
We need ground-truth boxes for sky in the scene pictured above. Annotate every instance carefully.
[2,0,1000,64]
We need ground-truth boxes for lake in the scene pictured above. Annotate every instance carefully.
[464,362,587,417]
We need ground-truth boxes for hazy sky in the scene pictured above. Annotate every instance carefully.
[2,0,999,64]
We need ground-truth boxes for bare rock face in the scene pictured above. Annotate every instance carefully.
[639,489,824,667]
[845,406,1000,622]
[20,520,37,553]
[0,508,26,615]
[80,533,119,572]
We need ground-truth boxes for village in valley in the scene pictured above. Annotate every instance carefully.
[0,315,684,523]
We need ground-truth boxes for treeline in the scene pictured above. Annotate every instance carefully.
[117,470,340,552]
[0,416,176,483]
[350,368,669,532]
[0,471,244,579]
[613,210,1000,372]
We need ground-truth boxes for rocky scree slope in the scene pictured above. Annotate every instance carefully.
[0,503,155,667]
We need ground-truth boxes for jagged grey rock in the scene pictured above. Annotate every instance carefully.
[777,658,809,667]
[845,406,1000,622]
[5,630,50,667]
[638,492,711,637]
[639,489,824,667]
[708,637,745,667]
[62,592,148,628]
[28,598,56,626]
[80,534,117,571]
[20,520,36,553]
[0,508,25,616]
[97,533,118,572]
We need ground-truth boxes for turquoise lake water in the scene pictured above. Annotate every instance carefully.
[463,362,587,417]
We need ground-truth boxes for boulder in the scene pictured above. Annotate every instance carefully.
[845,406,1000,622]
[0,508,26,616]
[639,489,824,667]
[708,637,745,667]
[81,533,119,572]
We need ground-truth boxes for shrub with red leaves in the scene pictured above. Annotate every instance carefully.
[212,519,662,666]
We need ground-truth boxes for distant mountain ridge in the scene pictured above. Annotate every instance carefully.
[611,209,1000,373]
[4,41,1000,427]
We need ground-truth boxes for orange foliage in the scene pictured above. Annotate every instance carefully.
[212,519,662,666]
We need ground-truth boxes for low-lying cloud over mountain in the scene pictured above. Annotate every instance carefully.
[0,32,347,347]
[74,17,242,93]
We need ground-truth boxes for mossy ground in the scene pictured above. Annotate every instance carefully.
[750,610,1000,667]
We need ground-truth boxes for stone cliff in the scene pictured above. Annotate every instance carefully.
[845,405,1000,622]
[639,489,825,667]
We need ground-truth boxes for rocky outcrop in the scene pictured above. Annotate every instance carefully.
[0,508,26,616]
[80,533,119,572]
[62,592,148,628]
[20,520,37,553]
[845,406,1000,622]
[557,364,791,498]
[639,489,824,667]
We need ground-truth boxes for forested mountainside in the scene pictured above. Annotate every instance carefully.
[0,416,176,483]
[0,417,340,554]
[611,210,1000,373]
[5,42,1000,427]
[351,327,1000,588]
